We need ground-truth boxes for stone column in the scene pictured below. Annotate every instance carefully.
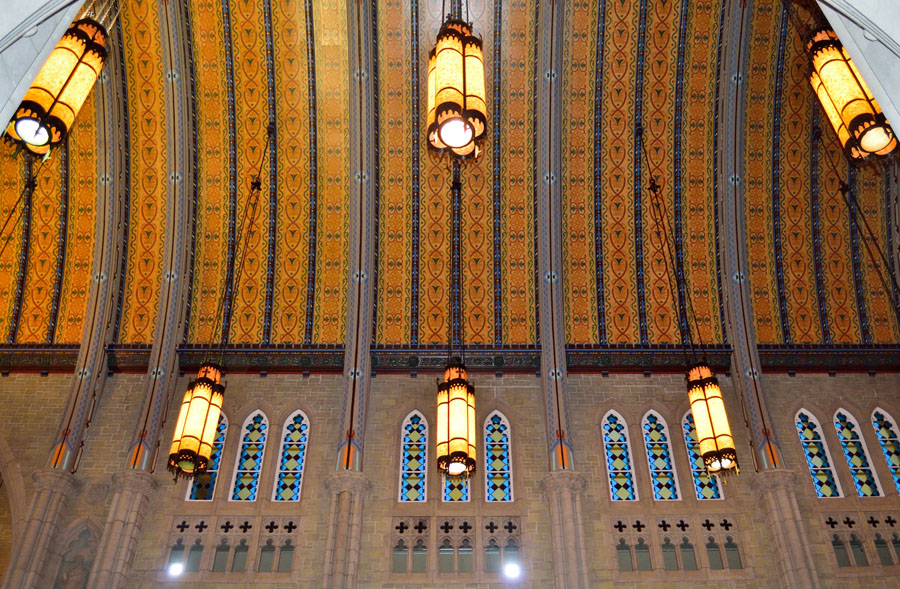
[751,470,820,588]
[322,472,370,589]
[85,471,157,589]
[3,470,78,588]
[718,1,819,587]
[541,472,590,589]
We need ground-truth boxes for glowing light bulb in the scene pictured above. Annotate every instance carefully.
[13,118,49,146]
[504,562,521,579]
[439,118,473,149]
[448,462,466,476]
[168,562,184,576]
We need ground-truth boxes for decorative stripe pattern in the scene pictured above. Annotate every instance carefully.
[593,0,607,344]
[0,151,24,340]
[846,167,871,344]
[810,107,832,343]
[771,8,791,343]
[8,159,33,343]
[45,140,69,343]
[262,0,278,343]
[632,0,649,345]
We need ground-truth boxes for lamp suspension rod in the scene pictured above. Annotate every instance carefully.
[815,128,900,329]
[0,156,46,266]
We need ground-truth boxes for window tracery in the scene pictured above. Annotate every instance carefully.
[484,411,513,502]
[400,412,427,502]
[273,411,309,502]
[795,411,842,498]
[602,411,637,501]
[230,412,269,501]
[834,410,880,497]
[871,408,900,493]
[642,412,679,501]
[682,412,722,500]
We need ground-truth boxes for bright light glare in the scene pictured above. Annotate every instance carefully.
[448,462,466,476]
[14,118,49,146]
[168,562,184,576]
[503,562,521,579]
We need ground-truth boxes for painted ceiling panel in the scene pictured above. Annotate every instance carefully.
[55,92,99,344]
[310,0,349,344]
[0,150,24,341]
[561,0,600,345]
[115,0,168,344]
[16,146,63,343]
[745,4,898,345]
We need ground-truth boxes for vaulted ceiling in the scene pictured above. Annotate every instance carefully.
[0,0,896,353]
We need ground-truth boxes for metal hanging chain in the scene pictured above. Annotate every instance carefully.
[0,155,47,265]
[815,129,900,329]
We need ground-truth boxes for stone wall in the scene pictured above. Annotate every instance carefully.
[0,369,898,587]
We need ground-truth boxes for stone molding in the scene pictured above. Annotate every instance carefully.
[111,470,158,496]
[325,471,371,495]
[540,470,587,496]
[32,468,79,498]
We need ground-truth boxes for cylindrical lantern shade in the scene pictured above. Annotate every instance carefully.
[808,28,897,162]
[426,18,486,160]
[686,363,738,475]
[168,363,225,479]
[4,18,107,156]
[436,359,476,476]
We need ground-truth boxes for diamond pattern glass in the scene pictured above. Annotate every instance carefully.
[642,413,678,500]
[603,413,636,501]
[682,414,721,500]
[188,415,227,501]
[443,474,469,501]
[872,410,900,494]
[231,413,268,501]
[795,412,841,498]
[400,413,427,502]
[484,413,512,502]
[275,413,309,501]
[835,412,880,497]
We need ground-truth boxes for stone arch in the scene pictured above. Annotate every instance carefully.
[50,518,101,589]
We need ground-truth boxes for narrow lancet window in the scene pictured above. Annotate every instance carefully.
[642,412,679,500]
[230,412,269,501]
[274,411,309,502]
[602,412,637,501]
[834,410,880,497]
[400,412,427,502]
[795,411,842,498]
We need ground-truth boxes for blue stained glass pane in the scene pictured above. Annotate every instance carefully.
[643,414,678,500]
[683,414,721,500]
[189,416,227,501]
[484,414,512,502]
[795,412,840,498]
[443,474,469,501]
[275,414,309,502]
[603,414,636,501]
[231,414,268,501]
[872,411,900,494]
[835,412,880,497]
[400,414,427,502]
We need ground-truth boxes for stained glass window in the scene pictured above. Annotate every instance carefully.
[682,413,721,500]
[484,412,513,502]
[273,411,309,502]
[230,412,268,501]
[187,413,227,501]
[602,412,637,501]
[795,411,842,498]
[642,412,679,500]
[872,408,900,494]
[834,411,880,497]
[399,412,427,502]
[443,473,469,502]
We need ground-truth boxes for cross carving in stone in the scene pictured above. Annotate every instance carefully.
[632,521,645,532]
[395,522,409,534]
[440,521,454,534]
[658,521,670,532]
[413,520,428,534]
[825,517,838,529]
[460,521,472,534]
[485,521,499,534]
[265,521,279,533]
[239,521,253,533]
[176,521,189,532]
[886,516,897,528]
[720,519,733,531]
[867,517,880,528]
[195,521,208,533]
[284,521,297,533]
[614,521,627,533]
[676,520,689,532]
[701,519,715,531]
[220,521,234,533]
[843,517,855,529]
[504,521,518,533]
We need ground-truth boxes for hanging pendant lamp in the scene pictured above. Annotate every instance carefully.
[686,363,738,476]
[4,17,108,157]
[167,362,226,479]
[808,28,897,162]
[436,358,476,477]
[426,0,486,160]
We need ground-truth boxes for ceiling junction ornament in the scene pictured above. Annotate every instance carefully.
[426,0,486,161]
[3,0,119,159]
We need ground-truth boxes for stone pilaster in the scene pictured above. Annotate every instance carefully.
[3,470,78,588]
[322,472,370,589]
[86,471,157,589]
[541,471,590,589]
[751,470,820,588]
